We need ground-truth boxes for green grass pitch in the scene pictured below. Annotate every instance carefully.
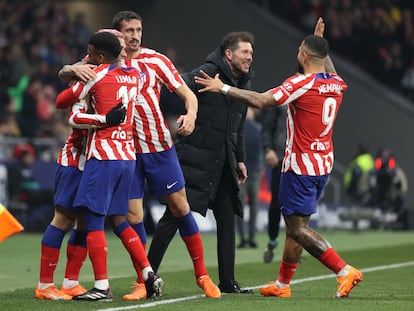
[0,230,413,311]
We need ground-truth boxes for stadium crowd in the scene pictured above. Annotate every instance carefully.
[0,0,93,153]
[249,0,414,102]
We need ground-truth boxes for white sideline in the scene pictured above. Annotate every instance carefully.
[95,261,414,311]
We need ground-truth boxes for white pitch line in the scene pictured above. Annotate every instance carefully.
[95,261,414,311]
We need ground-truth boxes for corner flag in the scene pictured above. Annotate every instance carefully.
[0,204,24,242]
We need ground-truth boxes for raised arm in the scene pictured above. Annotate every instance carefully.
[194,70,275,109]
[313,17,337,74]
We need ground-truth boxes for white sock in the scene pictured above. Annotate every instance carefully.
[62,278,79,288]
[38,282,54,289]
[337,264,350,277]
[94,279,109,290]
[142,267,153,281]
[275,280,289,288]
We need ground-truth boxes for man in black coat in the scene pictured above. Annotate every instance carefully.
[148,31,255,293]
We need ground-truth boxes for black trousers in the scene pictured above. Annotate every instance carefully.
[147,161,238,283]
[267,162,282,241]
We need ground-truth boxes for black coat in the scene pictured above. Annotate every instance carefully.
[175,47,254,216]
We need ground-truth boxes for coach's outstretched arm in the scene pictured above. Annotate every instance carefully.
[195,70,274,109]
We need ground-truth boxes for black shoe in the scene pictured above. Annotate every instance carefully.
[72,287,113,302]
[218,280,254,294]
[249,239,258,248]
[263,240,278,263]
[237,240,248,249]
[145,271,164,298]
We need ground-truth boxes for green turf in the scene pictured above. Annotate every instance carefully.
[0,230,413,311]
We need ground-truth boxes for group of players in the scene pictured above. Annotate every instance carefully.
[35,10,220,302]
[34,11,364,303]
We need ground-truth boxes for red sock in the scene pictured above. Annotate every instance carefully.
[65,244,87,280]
[319,247,347,274]
[119,226,150,276]
[39,245,60,283]
[87,230,108,280]
[182,232,208,279]
[136,242,146,283]
[277,260,298,285]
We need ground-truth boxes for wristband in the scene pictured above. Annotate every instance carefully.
[221,84,230,95]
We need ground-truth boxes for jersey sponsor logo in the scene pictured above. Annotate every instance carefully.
[111,127,132,140]
[310,140,330,151]
[166,181,178,190]
[115,75,137,84]
[318,83,343,95]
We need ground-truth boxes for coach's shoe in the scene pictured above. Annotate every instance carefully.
[263,240,278,263]
[72,287,113,302]
[218,280,254,294]
[335,265,363,298]
[123,282,146,300]
[260,282,291,298]
[196,275,221,298]
[35,285,72,300]
[145,272,164,298]
[60,284,87,297]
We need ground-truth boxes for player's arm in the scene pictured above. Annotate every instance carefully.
[69,102,126,129]
[58,61,97,82]
[56,87,81,109]
[194,70,274,109]
[313,17,337,74]
[173,83,198,136]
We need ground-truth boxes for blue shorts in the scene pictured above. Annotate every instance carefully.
[279,170,329,216]
[74,158,135,216]
[130,147,185,198]
[54,165,82,213]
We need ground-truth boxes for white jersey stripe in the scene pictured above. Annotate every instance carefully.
[301,153,315,175]
[314,153,325,175]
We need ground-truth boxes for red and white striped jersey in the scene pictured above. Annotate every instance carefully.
[57,128,86,170]
[124,47,185,153]
[68,99,110,129]
[56,64,138,161]
[270,72,348,176]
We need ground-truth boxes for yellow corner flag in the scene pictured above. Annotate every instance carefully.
[0,203,24,242]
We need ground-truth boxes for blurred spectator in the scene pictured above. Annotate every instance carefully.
[370,148,408,218]
[249,0,414,104]
[18,78,43,137]
[236,107,263,249]
[343,143,375,205]
[0,0,95,144]
[7,143,54,231]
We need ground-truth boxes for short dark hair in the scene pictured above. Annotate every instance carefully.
[89,32,121,59]
[220,31,254,54]
[303,35,329,58]
[112,10,143,31]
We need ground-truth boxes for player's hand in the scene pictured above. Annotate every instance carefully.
[314,17,325,37]
[176,112,196,136]
[194,70,224,93]
[71,64,97,82]
[106,103,126,126]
